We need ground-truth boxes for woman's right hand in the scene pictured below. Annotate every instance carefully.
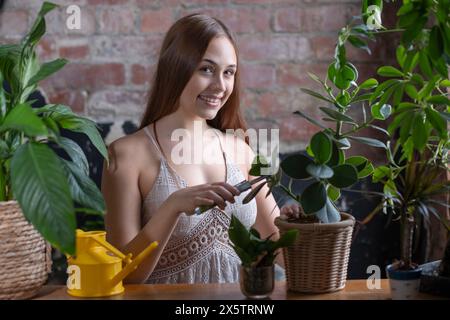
[165,182,241,215]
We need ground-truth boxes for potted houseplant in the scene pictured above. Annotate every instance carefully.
[228,214,298,299]
[243,2,391,293]
[360,0,450,299]
[0,2,107,299]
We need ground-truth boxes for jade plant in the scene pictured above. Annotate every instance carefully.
[228,214,298,268]
[0,2,107,255]
[243,3,392,224]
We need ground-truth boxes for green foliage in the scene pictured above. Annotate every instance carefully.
[246,0,449,240]
[228,214,298,268]
[0,2,108,255]
[364,0,450,268]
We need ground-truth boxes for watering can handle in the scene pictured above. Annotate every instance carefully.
[91,236,128,261]
[110,241,159,287]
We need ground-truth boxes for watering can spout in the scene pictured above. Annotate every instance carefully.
[109,241,159,287]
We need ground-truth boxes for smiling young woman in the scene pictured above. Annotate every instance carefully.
[101,14,286,284]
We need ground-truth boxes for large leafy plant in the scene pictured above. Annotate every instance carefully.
[0,2,107,255]
[244,2,390,224]
[228,214,298,268]
[361,0,450,269]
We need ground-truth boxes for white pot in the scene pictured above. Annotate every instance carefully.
[386,264,422,300]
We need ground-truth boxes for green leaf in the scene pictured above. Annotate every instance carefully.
[372,165,390,183]
[315,198,341,223]
[368,124,389,137]
[335,137,351,150]
[23,2,58,48]
[348,35,371,54]
[347,136,387,149]
[371,103,392,120]
[229,214,251,251]
[306,163,334,179]
[345,156,373,178]
[280,154,313,180]
[26,58,68,88]
[359,78,378,90]
[326,141,344,167]
[300,181,327,214]
[10,142,75,255]
[62,159,105,214]
[352,93,373,103]
[58,117,108,162]
[310,132,332,164]
[396,45,406,68]
[418,75,440,100]
[397,102,419,112]
[57,137,90,175]
[249,154,271,176]
[377,66,403,77]
[327,185,340,202]
[401,17,427,45]
[293,110,326,130]
[428,26,443,61]
[412,113,428,151]
[370,79,400,103]
[33,104,108,162]
[300,88,333,103]
[328,164,358,188]
[319,107,355,124]
[402,51,419,73]
[425,108,447,139]
[0,103,47,136]
[345,156,368,172]
[404,83,418,99]
[426,95,450,105]
[418,51,433,79]
[272,229,298,250]
[230,244,253,266]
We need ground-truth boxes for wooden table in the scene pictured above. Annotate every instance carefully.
[33,279,441,300]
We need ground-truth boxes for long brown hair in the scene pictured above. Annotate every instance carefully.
[139,13,247,134]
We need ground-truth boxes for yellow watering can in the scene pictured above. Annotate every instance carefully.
[66,229,158,297]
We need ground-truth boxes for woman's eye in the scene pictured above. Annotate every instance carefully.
[201,66,214,73]
[225,69,235,76]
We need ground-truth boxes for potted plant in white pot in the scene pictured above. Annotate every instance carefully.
[360,0,450,300]
[228,214,298,299]
[0,2,107,299]
[242,3,392,293]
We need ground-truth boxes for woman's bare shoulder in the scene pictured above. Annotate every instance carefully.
[107,128,159,171]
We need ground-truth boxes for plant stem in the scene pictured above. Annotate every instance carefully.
[368,28,406,35]
[280,184,299,203]
[400,208,414,268]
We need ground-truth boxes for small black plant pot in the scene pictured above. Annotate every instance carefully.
[419,260,450,297]
[386,264,422,300]
[239,265,274,299]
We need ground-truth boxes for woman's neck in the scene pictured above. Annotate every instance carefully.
[158,111,211,134]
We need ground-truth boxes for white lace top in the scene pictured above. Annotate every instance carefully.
[141,125,257,284]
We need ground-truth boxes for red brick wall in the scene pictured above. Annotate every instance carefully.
[0,0,390,156]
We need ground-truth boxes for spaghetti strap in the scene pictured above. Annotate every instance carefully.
[143,125,164,158]
[211,129,228,182]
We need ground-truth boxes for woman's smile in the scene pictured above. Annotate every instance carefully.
[198,94,223,108]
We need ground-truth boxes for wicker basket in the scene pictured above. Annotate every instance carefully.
[0,201,52,299]
[275,212,355,293]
